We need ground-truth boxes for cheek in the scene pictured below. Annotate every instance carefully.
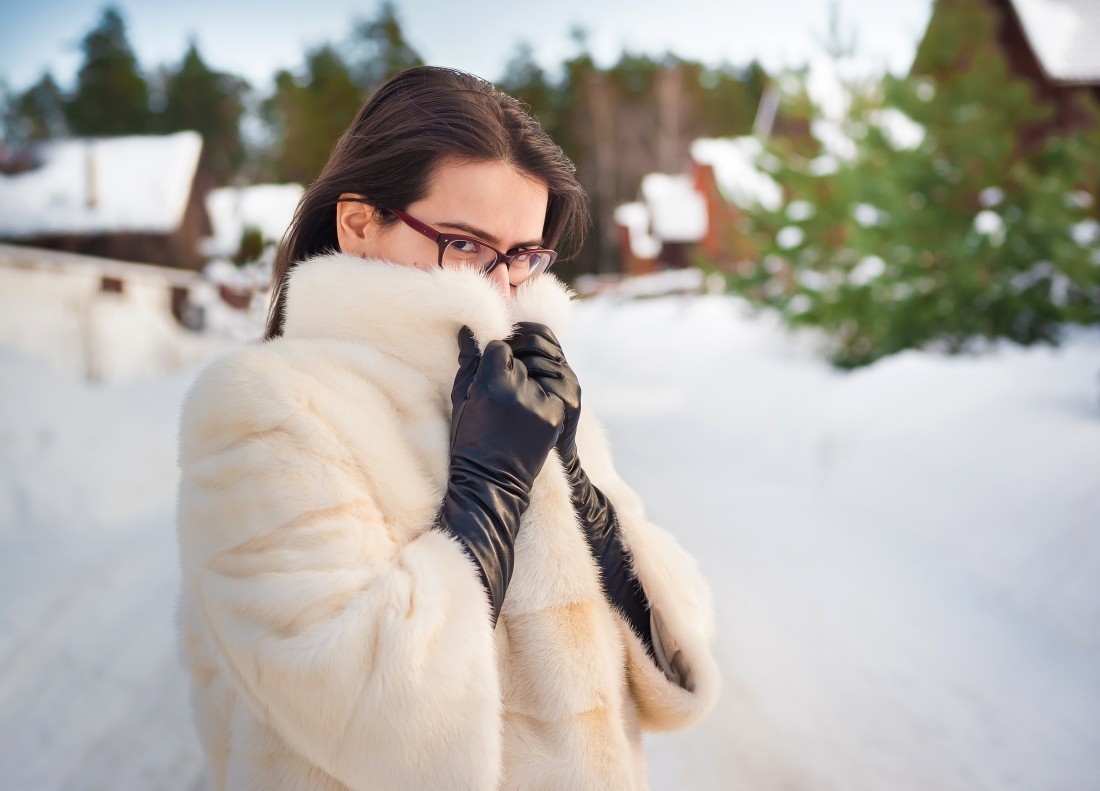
[375,229,434,270]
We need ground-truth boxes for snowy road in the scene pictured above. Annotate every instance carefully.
[2,294,1099,789]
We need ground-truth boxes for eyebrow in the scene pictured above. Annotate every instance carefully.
[437,221,544,250]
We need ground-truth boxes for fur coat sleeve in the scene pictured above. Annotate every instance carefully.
[575,407,721,731]
[176,346,502,791]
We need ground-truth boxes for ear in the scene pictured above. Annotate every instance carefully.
[336,194,374,256]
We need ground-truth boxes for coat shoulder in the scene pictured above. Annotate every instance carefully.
[178,341,318,465]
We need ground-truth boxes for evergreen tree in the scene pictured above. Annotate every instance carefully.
[499,44,566,146]
[734,0,1100,367]
[348,1,423,92]
[159,41,248,184]
[553,42,767,277]
[66,6,152,136]
[7,73,69,143]
[263,46,362,184]
[689,62,752,139]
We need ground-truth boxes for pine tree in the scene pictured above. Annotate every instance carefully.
[7,73,69,143]
[263,46,362,184]
[736,0,1100,367]
[691,60,766,139]
[499,44,565,144]
[159,41,248,184]
[66,6,152,136]
[348,1,423,92]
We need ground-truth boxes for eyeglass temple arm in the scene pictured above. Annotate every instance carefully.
[388,208,440,243]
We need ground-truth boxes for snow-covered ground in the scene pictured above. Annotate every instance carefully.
[1,290,1098,790]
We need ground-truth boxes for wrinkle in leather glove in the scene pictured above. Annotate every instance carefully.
[507,323,654,654]
[506,322,581,454]
[435,326,564,627]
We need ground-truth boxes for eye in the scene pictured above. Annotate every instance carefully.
[515,250,552,268]
[450,239,483,255]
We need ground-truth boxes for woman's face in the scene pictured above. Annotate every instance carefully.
[336,159,550,302]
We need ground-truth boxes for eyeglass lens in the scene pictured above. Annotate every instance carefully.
[441,239,553,285]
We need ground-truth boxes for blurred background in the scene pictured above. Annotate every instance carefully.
[1,0,1098,788]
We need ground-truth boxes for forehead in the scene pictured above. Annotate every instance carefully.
[415,159,549,242]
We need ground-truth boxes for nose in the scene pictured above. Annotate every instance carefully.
[485,261,511,302]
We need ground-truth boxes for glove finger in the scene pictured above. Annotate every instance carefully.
[510,322,563,353]
[528,372,570,402]
[507,336,564,365]
[457,325,482,367]
[509,342,578,397]
[478,338,517,378]
[507,334,572,390]
[452,325,482,406]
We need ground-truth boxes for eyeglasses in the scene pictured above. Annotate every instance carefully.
[338,198,557,285]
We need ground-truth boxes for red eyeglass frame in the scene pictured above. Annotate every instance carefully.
[337,198,557,276]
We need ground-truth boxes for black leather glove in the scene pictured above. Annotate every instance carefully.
[506,323,654,654]
[435,325,565,627]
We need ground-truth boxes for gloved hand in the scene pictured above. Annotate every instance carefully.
[435,325,565,627]
[506,323,654,654]
[504,322,582,459]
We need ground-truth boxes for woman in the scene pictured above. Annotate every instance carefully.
[176,66,719,790]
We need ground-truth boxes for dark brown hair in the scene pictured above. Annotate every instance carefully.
[264,66,590,339]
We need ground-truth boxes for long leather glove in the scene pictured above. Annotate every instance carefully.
[506,322,654,655]
[435,325,565,627]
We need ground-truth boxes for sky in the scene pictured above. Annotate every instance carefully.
[0,0,932,95]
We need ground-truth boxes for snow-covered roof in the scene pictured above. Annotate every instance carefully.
[202,183,303,258]
[691,136,783,212]
[613,202,661,259]
[1009,0,1100,83]
[637,174,708,244]
[0,131,203,239]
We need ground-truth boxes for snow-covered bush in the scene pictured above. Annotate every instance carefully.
[730,1,1100,367]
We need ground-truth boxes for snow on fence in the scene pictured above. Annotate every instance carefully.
[0,244,247,383]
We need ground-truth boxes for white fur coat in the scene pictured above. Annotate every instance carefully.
[175,253,719,790]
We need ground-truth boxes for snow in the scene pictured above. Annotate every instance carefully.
[1009,0,1100,83]
[614,268,719,299]
[1011,261,1056,292]
[974,210,1007,246]
[870,108,926,150]
[853,203,885,227]
[808,153,840,176]
[639,173,708,243]
[798,268,831,291]
[786,200,814,222]
[3,288,1100,789]
[0,245,236,383]
[200,183,303,259]
[1070,219,1099,246]
[1068,190,1094,210]
[776,225,804,250]
[980,186,1005,207]
[613,201,662,260]
[849,254,886,285]
[0,132,203,238]
[691,136,783,212]
[811,118,859,161]
[806,106,924,165]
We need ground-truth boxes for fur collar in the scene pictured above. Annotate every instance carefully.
[280,251,576,386]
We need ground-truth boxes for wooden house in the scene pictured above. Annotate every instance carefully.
[613,173,710,276]
[0,131,214,270]
[915,0,1100,148]
[615,137,782,276]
